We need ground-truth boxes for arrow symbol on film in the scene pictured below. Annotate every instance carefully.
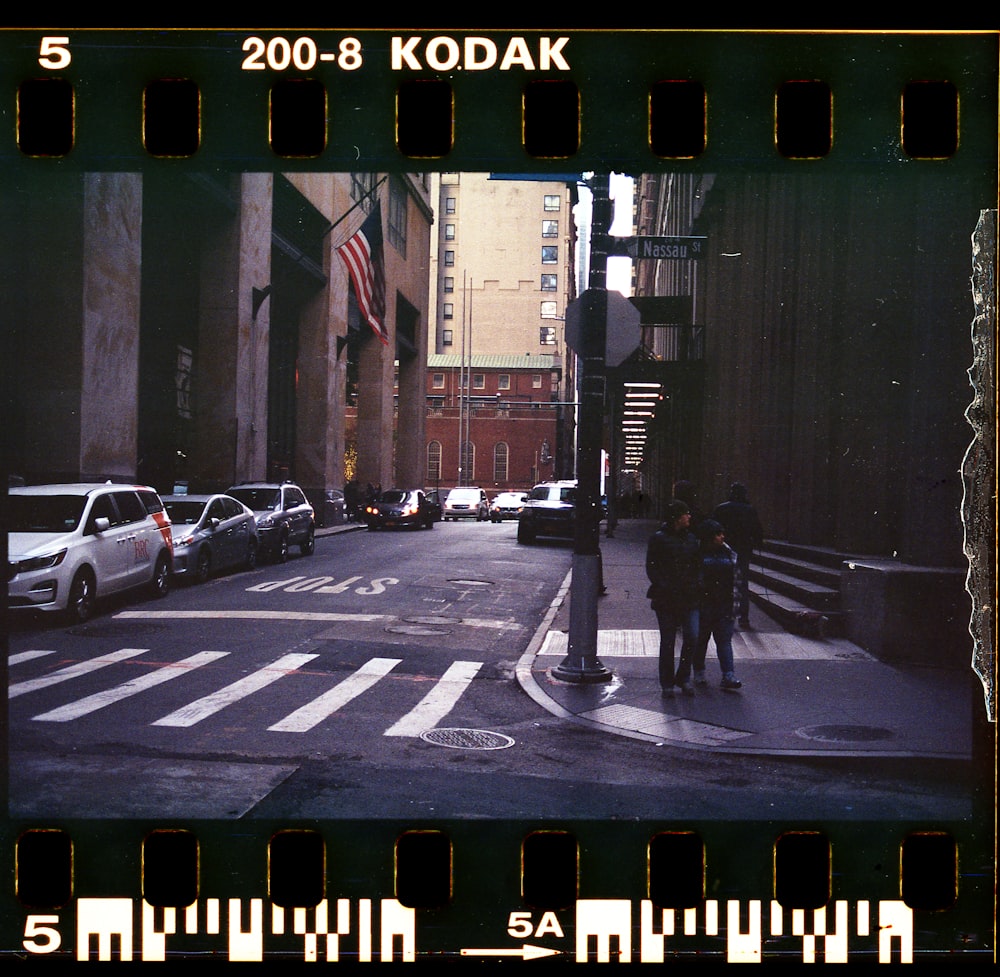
[460,944,561,960]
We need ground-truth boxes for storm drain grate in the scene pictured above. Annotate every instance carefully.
[795,724,896,743]
[420,728,515,750]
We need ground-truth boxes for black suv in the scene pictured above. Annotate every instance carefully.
[516,479,578,544]
[226,481,315,563]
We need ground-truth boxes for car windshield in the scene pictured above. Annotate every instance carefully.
[228,488,280,511]
[378,490,409,504]
[164,500,207,525]
[8,494,87,533]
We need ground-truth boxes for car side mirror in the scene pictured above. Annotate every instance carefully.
[208,518,221,531]
[94,516,111,533]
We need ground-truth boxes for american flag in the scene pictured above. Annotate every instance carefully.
[336,201,388,345]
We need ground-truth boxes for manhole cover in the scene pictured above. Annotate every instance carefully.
[447,578,493,587]
[795,724,896,743]
[420,728,515,750]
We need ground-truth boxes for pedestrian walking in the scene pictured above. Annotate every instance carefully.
[691,519,743,691]
[672,479,707,534]
[711,482,764,629]
[645,499,701,696]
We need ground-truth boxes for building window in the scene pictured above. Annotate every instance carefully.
[388,179,407,256]
[541,246,558,263]
[541,274,557,291]
[444,277,454,293]
[351,173,378,209]
[433,373,445,388]
[427,441,442,483]
[540,326,556,345]
[473,374,485,389]
[542,220,558,237]
[444,250,455,266]
[543,194,560,211]
[498,374,510,390]
[444,223,456,240]
[540,301,558,318]
[445,196,456,214]
[460,441,475,482]
[533,374,543,388]
[442,330,453,345]
[494,442,509,483]
[443,303,454,319]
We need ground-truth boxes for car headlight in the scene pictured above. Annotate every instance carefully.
[18,549,68,573]
[174,533,196,547]
[258,514,276,527]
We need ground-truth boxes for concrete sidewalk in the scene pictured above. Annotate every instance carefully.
[515,518,975,761]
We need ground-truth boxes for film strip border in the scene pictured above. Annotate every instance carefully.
[11,820,984,962]
[1,30,997,171]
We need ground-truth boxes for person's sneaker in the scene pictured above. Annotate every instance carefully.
[721,674,742,691]
[694,670,708,686]
[679,680,695,696]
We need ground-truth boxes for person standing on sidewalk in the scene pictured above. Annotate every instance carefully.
[645,500,701,696]
[691,519,743,691]
[711,482,764,629]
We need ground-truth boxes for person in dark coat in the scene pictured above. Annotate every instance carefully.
[692,519,742,690]
[711,482,764,628]
[645,499,701,696]
[672,479,707,535]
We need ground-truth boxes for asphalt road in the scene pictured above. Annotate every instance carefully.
[7,520,973,822]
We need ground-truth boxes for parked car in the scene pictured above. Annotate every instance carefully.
[517,479,578,544]
[490,491,527,522]
[364,489,438,530]
[162,493,258,583]
[443,486,489,521]
[7,482,174,623]
[226,481,315,562]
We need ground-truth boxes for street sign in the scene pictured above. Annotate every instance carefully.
[609,235,707,260]
[564,288,642,367]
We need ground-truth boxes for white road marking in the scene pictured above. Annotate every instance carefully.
[151,653,319,728]
[9,650,59,666]
[383,660,483,737]
[31,651,230,722]
[8,648,150,699]
[113,610,523,630]
[268,657,402,732]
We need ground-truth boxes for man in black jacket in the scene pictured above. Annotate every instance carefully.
[712,482,764,629]
[646,499,701,696]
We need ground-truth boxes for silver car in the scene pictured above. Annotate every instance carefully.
[163,494,259,583]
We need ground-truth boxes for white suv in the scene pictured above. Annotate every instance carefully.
[443,487,489,521]
[7,482,174,623]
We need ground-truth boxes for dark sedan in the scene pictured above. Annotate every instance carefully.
[364,489,438,530]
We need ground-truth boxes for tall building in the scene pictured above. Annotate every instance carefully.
[427,173,580,481]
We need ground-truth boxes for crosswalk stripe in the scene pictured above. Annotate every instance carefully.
[383,660,482,737]
[268,657,402,733]
[31,651,230,723]
[9,650,59,666]
[151,653,319,728]
[8,649,150,699]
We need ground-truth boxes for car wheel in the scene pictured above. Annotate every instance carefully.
[65,567,96,624]
[150,552,171,598]
[245,539,258,571]
[275,531,289,563]
[194,547,212,584]
[300,527,315,556]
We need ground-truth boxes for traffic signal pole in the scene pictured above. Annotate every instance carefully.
[552,174,614,684]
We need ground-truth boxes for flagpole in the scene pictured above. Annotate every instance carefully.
[323,175,389,242]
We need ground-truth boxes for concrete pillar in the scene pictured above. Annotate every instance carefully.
[79,173,143,480]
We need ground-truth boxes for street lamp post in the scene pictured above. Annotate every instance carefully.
[552,174,614,684]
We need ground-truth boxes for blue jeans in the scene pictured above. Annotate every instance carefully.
[695,610,736,676]
[654,607,699,688]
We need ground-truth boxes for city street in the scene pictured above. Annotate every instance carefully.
[7,520,977,823]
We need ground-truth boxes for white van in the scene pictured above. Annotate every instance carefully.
[8,482,174,622]
[442,487,489,521]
